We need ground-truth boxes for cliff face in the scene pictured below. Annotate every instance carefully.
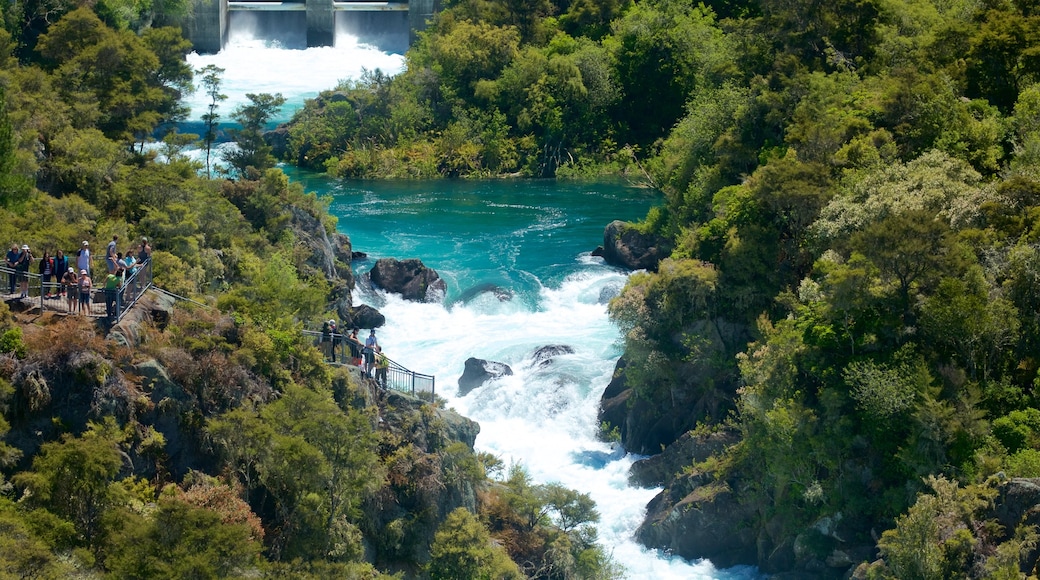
[288,205,357,321]
[3,298,484,576]
[598,316,751,455]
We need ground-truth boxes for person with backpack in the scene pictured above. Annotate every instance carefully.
[374,346,389,389]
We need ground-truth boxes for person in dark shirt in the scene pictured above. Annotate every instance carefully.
[53,250,69,296]
[6,244,19,294]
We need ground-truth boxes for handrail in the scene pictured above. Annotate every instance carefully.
[302,328,435,402]
[0,259,153,323]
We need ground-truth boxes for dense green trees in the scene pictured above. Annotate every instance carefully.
[0,5,623,578]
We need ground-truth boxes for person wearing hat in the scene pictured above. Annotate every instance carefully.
[76,241,91,277]
[328,319,340,362]
[77,269,92,315]
[61,267,78,313]
[15,245,33,298]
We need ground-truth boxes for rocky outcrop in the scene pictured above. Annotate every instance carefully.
[629,429,739,488]
[288,205,356,319]
[458,357,513,396]
[636,470,758,569]
[110,289,176,347]
[265,125,290,159]
[599,318,750,455]
[530,344,574,368]
[601,220,670,272]
[341,303,385,330]
[988,477,1040,572]
[370,258,447,303]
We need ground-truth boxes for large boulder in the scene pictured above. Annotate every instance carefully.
[370,258,447,303]
[600,318,751,455]
[601,220,670,272]
[458,357,513,396]
[265,125,290,159]
[341,303,385,329]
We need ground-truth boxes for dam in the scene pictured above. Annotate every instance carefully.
[182,0,436,53]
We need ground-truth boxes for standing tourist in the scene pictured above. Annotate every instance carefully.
[374,346,389,389]
[38,250,53,298]
[320,320,333,362]
[76,241,91,277]
[103,271,120,320]
[5,244,18,294]
[364,329,378,377]
[16,245,32,298]
[106,235,118,273]
[53,250,69,296]
[61,267,78,313]
[77,269,92,315]
[138,237,152,263]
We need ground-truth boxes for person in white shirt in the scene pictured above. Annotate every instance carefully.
[76,241,91,276]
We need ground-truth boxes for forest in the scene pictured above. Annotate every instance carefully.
[0,0,615,578]
[1,0,1040,576]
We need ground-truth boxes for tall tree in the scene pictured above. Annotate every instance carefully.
[197,64,226,178]
[225,92,285,178]
[0,86,33,207]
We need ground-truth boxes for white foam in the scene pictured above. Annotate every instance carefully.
[184,34,405,122]
[369,269,760,580]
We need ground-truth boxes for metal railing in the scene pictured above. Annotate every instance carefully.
[303,329,436,402]
[0,259,153,323]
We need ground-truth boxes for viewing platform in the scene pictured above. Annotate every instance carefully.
[302,328,436,402]
[0,261,153,323]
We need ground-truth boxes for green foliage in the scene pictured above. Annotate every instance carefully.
[844,345,929,421]
[0,498,76,579]
[12,418,126,546]
[992,408,1040,454]
[0,326,27,358]
[104,492,263,579]
[197,64,227,178]
[208,386,382,562]
[225,93,286,177]
[0,86,32,208]
[428,507,522,580]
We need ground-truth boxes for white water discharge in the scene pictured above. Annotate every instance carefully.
[183,27,406,122]
[184,24,759,578]
[358,270,758,580]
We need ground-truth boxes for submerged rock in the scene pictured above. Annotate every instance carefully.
[370,257,447,303]
[453,282,514,305]
[458,357,513,396]
[531,344,574,367]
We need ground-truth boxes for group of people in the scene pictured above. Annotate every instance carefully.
[4,235,152,318]
[319,321,390,387]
